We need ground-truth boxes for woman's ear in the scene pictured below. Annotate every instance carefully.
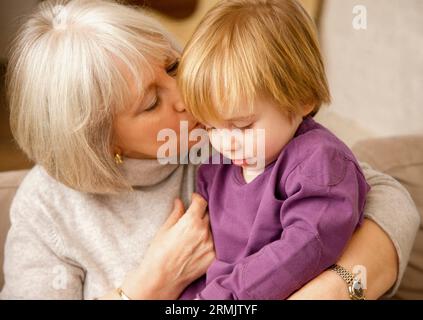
[111,137,123,155]
[113,146,124,164]
[113,146,123,156]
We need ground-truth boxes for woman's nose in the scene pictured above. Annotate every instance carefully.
[173,92,197,123]
[170,84,186,112]
[174,99,187,113]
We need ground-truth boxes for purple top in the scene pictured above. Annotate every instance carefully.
[180,116,370,300]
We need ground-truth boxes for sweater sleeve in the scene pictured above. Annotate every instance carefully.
[0,188,85,300]
[196,148,369,300]
[359,162,420,297]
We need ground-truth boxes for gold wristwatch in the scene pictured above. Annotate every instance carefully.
[330,264,366,300]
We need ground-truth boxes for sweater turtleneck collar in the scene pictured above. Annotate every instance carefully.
[119,156,182,187]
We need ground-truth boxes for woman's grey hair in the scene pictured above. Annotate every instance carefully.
[7,0,180,194]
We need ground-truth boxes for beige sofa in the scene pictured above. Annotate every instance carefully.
[353,135,423,300]
[0,135,422,299]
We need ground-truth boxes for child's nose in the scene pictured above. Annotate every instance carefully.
[223,136,240,152]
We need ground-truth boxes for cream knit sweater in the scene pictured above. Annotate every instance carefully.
[0,159,419,299]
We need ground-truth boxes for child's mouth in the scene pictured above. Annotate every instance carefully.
[232,159,250,167]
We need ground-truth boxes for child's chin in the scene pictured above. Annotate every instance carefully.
[232,158,261,168]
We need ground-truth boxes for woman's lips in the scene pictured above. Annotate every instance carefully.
[189,122,205,132]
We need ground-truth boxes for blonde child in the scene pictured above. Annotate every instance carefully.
[177,0,370,300]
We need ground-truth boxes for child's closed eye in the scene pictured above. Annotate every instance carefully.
[231,116,256,130]
[233,122,254,130]
[240,124,253,129]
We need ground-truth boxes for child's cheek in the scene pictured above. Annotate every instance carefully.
[243,129,259,159]
[265,132,289,162]
[208,132,223,154]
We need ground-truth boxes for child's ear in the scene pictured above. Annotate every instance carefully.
[302,103,315,117]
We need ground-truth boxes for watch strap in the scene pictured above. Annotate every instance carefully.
[330,264,355,285]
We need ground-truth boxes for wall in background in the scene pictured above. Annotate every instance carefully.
[317,0,423,146]
[0,0,40,61]
[0,0,321,60]
[151,0,321,46]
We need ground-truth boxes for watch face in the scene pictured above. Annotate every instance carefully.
[349,280,365,299]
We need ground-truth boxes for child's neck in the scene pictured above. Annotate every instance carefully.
[240,153,281,183]
[242,167,263,184]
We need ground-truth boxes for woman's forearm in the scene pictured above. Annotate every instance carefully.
[289,219,398,300]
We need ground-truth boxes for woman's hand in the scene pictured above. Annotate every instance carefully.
[101,193,215,300]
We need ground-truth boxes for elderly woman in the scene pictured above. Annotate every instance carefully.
[0,0,419,300]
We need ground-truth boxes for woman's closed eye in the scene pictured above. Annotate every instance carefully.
[166,59,179,77]
[136,60,179,114]
[144,93,161,112]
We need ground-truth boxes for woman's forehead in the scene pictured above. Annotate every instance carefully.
[118,59,157,98]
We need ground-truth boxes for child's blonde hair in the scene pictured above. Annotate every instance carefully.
[178,0,330,124]
[7,0,179,194]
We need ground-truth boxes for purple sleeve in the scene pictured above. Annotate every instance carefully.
[195,164,212,202]
[196,148,370,300]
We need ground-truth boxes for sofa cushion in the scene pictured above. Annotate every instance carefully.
[0,170,29,289]
[353,135,423,300]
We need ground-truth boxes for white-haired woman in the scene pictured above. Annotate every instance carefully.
[0,0,419,300]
